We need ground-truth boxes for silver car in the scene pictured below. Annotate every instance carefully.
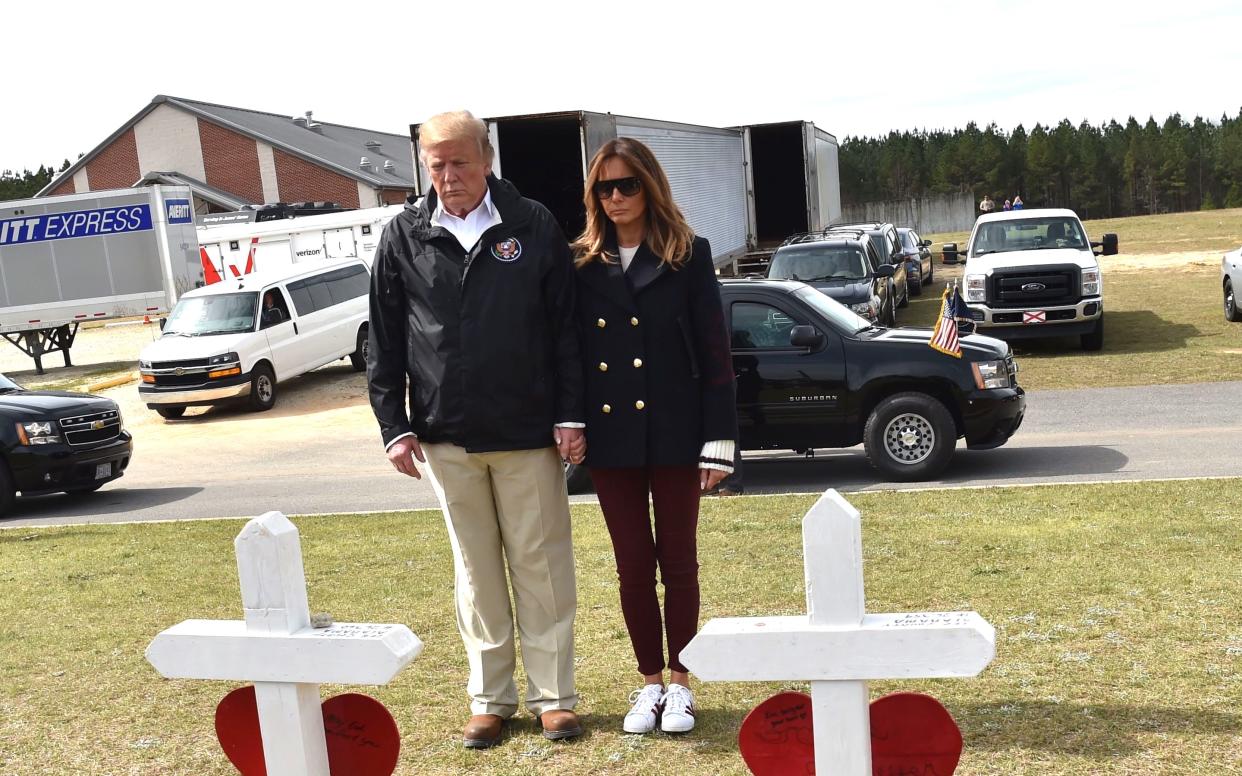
[1225,246,1241,322]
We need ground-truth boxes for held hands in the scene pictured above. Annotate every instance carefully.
[387,436,426,479]
[554,427,586,465]
[700,467,728,493]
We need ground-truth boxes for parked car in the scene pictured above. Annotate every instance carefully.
[0,372,133,516]
[138,259,370,418]
[1223,246,1241,322]
[943,209,1117,351]
[896,227,934,295]
[825,222,909,311]
[564,278,1025,491]
[765,231,898,326]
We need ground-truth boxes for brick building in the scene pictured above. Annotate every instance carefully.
[38,95,417,213]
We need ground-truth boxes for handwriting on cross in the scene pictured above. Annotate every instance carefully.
[681,489,994,775]
[146,511,422,776]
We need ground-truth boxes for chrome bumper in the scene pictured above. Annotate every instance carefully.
[139,382,250,405]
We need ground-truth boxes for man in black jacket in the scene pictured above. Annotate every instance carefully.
[367,110,585,748]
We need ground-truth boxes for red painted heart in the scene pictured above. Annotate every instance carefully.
[215,686,401,776]
[737,691,963,775]
[869,692,962,775]
[737,691,816,775]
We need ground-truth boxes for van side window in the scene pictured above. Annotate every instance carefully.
[284,264,369,315]
[285,279,315,316]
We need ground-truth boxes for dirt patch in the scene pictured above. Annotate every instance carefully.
[1102,252,1219,272]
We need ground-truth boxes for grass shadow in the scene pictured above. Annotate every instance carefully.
[1009,310,1199,357]
[960,700,1242,757]
[6,486,204,524]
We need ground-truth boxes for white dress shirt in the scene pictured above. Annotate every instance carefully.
[432,189,503,252]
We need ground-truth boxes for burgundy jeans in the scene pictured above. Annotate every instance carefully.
[589,465,701,675]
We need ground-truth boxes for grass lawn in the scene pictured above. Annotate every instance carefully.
[926,207,1242,256]
[900,265,1242,390]
[2,481,1239,775]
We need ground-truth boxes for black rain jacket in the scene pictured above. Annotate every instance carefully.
[366,176,584,451]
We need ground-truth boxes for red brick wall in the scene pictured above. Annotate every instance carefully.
[381,189,412,205]
[84,128,139,190]
[49,178,77,197]
[272,149,359,207]
[198,119,265,204]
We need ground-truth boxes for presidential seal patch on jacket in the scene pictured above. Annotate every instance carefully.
[491,237,522,262]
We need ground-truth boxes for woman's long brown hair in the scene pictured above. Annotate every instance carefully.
[572,138,694,269]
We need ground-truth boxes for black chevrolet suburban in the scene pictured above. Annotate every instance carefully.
[0,373,133,516]
[565,279,1025,490]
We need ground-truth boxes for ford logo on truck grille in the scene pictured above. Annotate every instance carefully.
[1021,282,1047,293]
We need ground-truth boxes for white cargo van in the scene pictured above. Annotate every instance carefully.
[137,259,369,418]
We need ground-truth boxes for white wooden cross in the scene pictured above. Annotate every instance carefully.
[145,511,423,776]
[681,489,995,775]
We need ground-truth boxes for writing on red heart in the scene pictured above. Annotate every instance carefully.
[737,691,963,775]
[215,686,400,776]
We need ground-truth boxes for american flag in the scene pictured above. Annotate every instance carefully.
[929,283,966,357]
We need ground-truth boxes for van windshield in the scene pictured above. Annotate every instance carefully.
[769,246,869,281]
[163,292,258,336]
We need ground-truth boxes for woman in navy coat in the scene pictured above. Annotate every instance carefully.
[571,137,737,735]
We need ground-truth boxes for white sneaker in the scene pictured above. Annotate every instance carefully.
[623,684,665,734]
[660,684,696,733]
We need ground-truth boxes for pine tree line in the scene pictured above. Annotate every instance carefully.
[0,161,72,201]
[839,111,1242,218]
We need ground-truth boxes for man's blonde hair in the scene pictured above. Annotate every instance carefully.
[418,110,494,163]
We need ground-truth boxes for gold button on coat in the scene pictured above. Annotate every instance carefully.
[597,318,607,328]
[599,362,608,372]
[635,400,645,410]
[630,317,639,326]
[602,404,611,413]
[633,358,643,368]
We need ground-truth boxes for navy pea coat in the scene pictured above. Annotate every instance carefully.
[574,235,737,468]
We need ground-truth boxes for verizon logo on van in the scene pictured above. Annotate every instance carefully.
[295,248,322,257]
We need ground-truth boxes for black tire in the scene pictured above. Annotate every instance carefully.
[564,462,593,495]
[349,326,368,371]
[897,280,910,308]
[155,406,186,420]
[909,272,923,297]
[249,363,277,411]
[863,392,956,481]
[1226,280,1241,322]
[1080,315,1105,351]
[886,295,898,327]
[926,260,933,285]
[0,461,14,518]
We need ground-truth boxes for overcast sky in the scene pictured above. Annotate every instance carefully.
[4,0,1240,173]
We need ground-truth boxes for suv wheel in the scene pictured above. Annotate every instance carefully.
[1080,314,1105,351]
[886,296,898,327]
[1226,280,1241,322]
[909,271,923,297]
[0,462,14,517]
[155,406,186,420]
[564,461,592,494]
[863,393,955,481]
[249,363,277,411]
[926,260,933,285]
[897,280,910,309]
[349,325,369,371]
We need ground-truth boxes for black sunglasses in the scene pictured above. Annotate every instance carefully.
[594,177,642,199]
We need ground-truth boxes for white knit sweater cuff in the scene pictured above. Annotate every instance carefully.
[699,439,735,473]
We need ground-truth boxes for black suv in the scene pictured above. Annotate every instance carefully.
[766,231,900,326]
[565,279,1025,490]
[825,222,909,313]
[0,373,133,516]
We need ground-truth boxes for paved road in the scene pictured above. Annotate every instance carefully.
[5,382,1240,527]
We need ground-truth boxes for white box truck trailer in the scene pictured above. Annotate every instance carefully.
[0,185,201,373]
[410,110,753,267]
[195,204,404,282]
[739,121,842,244]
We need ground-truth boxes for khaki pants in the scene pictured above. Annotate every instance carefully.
[422,442,578,717]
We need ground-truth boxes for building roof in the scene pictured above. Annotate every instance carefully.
[134,170,251,210]
[39,95,416,197]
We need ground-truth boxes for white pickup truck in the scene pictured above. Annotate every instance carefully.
[943,209,1118,351]
[1223,245,1241,322]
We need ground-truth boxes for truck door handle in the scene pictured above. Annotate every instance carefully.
[293,322,299,335]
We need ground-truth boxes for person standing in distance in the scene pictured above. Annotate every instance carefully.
[366,110,586,749]
[572,138,737,736]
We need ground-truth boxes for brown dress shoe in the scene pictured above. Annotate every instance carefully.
[463,714,505,749]
[537,709,583,741]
